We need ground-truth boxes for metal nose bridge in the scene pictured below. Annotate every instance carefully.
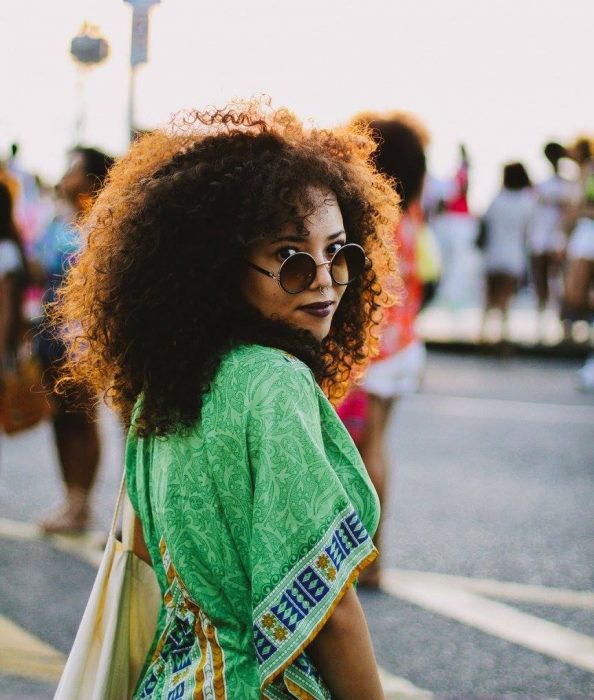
[307,257,333,288]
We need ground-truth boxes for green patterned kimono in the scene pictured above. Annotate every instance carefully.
[126,344,379,700]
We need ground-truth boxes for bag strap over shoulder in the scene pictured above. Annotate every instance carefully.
[110,472,137,552]
[109,472,127,538]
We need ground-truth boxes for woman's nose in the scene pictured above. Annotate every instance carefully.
[309,259,333,289]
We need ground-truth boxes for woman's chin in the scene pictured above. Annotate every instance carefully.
[298,319,332,342]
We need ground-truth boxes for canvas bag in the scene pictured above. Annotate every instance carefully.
[54,475,161,700]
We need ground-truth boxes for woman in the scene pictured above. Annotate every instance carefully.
[54,102,398,699]
[337,112,428,587]
[564,139,594,320]
[565,138,594,390]
[526,142,570,329]
[0,180,28,376]
[33,146,113,533]
[480,162,535,343]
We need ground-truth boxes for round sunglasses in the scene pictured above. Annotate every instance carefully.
[247,243,369,294]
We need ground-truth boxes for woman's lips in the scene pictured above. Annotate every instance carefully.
[298,301,334,318]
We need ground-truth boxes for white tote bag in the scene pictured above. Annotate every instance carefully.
[54,475,161,700]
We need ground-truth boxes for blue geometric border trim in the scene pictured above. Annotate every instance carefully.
[253,504,375,686]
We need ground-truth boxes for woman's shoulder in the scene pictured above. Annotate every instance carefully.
[215,344,314,396]
[222,343,310,371]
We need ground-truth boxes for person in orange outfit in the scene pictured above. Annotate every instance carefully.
[338,113,428,587]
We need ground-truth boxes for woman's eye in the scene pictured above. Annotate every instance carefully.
[277,247,298,261]
[328,241,345,256]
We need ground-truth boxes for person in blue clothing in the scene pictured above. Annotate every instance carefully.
[32,146,114,532]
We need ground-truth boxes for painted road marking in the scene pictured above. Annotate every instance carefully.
[0,614,65,683]
[382,569,594,673]
[390,569,594,610]
[407,393,594,425]
[3,517,593,680]
[379,666,434,699]
[3,513,586,615]
[379,666,433,700]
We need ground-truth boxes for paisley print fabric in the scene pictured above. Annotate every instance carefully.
[134,538,227,699]
[126,344,380,699]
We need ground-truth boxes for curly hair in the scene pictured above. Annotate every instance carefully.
[54,99,400,436]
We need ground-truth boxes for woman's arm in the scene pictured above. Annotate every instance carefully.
[0,276,14,370]
[307,584,385,700]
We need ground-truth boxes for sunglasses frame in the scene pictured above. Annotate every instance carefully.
[246,243,369,294]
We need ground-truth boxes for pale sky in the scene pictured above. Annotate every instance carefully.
[1,0,592,209]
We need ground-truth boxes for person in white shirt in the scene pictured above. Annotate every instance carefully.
[527,143,571,331]
[564,139,594,391]
[481,162,535,342]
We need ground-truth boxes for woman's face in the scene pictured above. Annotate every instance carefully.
[242,187,348,341]
[58,152,90,205]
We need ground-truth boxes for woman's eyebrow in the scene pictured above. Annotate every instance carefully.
[270,230,346,245]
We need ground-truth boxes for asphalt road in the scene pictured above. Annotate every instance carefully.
[0,350,592,699]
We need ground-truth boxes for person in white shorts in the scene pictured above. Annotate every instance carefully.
[480,162,535,342]
[527,143,571,330]
[363,336,426,398]
[565,140,594,300]
[565,139,594,390]
[338,112,428,586]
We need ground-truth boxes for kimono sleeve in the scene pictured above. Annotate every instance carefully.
[247,355,377,691]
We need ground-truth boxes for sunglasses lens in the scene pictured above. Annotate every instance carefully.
[331,244,366,285]
[280,253,316,293]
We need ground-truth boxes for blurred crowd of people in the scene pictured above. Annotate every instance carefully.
[0,122,592,537]
[478,139,594,348]
[423,136,594,389]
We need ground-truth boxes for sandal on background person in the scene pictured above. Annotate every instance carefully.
[39,486,90,534]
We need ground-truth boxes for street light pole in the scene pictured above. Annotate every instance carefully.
[127,61,136,144]
[70,23,109,144]
[123,0,161,142]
